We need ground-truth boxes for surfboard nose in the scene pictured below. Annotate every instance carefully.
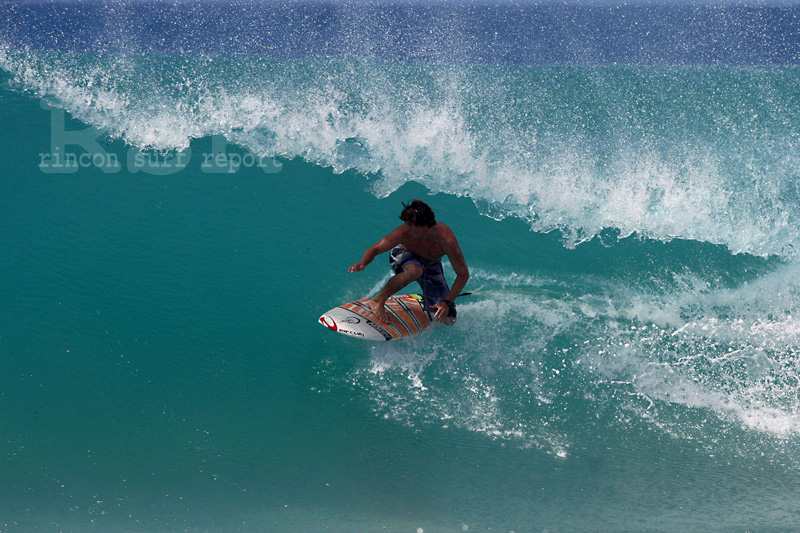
[319,315,338,331]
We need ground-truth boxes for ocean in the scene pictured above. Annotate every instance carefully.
[2,1,800,531]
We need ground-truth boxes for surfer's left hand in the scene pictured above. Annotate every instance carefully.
[433,301,456,324]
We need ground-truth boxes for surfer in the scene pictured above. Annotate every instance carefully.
[348,199,469,325]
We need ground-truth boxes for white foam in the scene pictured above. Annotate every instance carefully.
[2,47,798,259]
[577,261,800,442]
[342,269,581,454]
[322,260,800,458]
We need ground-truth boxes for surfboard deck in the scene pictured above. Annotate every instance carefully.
[319,294,432,341]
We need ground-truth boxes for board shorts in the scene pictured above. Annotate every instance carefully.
[389,245,456,318]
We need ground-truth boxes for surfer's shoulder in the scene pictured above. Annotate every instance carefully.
[436,222,457,243]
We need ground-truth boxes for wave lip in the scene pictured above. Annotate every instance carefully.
[2,43,799,258]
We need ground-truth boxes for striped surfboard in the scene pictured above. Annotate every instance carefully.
[319,294,433,341]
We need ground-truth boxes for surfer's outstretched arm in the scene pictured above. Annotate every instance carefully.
[348,226,403,273]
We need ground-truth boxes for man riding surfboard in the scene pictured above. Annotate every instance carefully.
[348,199,469,325]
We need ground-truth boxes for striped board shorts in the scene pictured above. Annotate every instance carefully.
[389,245,451,312]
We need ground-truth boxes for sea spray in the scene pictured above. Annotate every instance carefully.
[2,46,799,257]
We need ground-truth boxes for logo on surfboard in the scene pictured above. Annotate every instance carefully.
[319,316,337,331]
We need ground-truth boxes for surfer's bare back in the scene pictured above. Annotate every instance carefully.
[348,199,469,325]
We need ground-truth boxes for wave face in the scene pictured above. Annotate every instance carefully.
[2,43,800,256]
[2,2,800,257]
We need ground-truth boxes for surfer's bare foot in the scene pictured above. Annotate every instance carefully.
[367,299,390,323]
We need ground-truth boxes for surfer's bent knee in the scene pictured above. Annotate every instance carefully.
[400,262,423,280]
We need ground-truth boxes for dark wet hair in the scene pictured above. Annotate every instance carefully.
[400,199,436,228]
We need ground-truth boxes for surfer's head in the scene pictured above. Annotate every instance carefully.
[400,199,437,228]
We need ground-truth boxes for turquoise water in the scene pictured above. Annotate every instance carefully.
[4,2,800,531]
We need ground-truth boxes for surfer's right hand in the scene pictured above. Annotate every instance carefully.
[348,262,366,272]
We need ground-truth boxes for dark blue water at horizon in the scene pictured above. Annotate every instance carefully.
[2,1,799,65]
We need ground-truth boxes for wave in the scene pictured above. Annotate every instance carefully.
[3,37,800,462]
[342,264,800,460]
[2,46,800,258]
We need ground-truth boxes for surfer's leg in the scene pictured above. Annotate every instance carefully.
[368,258,423,322]
[375,263,423,302]
[418,262,455,324]
[389,245,419,274]
[387,245,424,291]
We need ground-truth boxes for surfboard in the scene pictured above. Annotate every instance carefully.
[319,293,432,341]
